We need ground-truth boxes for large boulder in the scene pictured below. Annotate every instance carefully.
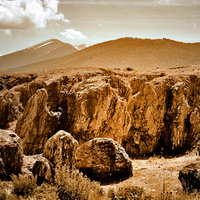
[75,138,133,183]
[179,162,200,193]
[15,88,60,155]
[32,156,54,185]
[43,130,79,167]
[0,129,23,179]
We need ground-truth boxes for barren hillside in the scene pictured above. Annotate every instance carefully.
[3,37,200,73]
[0,39,78,71]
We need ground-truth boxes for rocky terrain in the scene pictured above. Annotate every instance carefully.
[1,66,200,158]
[1,38,200,198]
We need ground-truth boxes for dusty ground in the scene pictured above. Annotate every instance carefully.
[103,150,199,196]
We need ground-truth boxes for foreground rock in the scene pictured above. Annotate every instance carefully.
[43,130,79,167]
[75,138,133,183]
[15,88,60,155]
[0,129,23,179]
[179,162,200,192]
[32,156,54,185]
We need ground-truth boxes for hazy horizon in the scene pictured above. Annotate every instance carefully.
[0,0,200,55]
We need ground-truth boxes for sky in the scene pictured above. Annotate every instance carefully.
[0,0,200,55]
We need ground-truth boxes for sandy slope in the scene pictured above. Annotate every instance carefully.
[0,39,78,71]
[4,37,200,73]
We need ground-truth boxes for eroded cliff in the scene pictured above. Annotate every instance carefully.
[1,66,200,157]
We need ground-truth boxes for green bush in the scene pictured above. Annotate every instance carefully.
[11,174,37,197]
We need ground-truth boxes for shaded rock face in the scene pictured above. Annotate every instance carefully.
[0,129,23,179]
[43,130,79,167]
[32,156,54,185]
[75,138,133,183]
[15,88,60,155]
[179,162,200,193]
[1,71,200,157]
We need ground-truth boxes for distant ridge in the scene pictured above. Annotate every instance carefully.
[0,39,78,71]
[2,37,200,73]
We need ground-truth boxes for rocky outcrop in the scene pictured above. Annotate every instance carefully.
[1,69,200,157]
[75,138,133,183]
[0,129,23,179]
[15,88,60,155]
[43,130,79,167]
[32,156,54,185]
[179,162,200,192]
[65,76,131,144]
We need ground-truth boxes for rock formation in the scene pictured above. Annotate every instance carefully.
[0,68,200,157]
[15,88,60,155]
[32,156,54,185]
[0,129,23,179]
[179,162,200,192]
[75,138,133,183]
[43,130,79,167]
[65,76,131,144]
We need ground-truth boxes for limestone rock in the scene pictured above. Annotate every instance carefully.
[43,130,79,167]
[179,162,200,192]
[65,76,131,145]
[32,156,54,185]
[75,138,133,183]
[15,88,60,155]
[0,129,23,179]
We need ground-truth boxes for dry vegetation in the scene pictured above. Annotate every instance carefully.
[1,151,200,199]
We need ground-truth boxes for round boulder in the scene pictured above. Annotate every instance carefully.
[179,162,200,193]
[0,129,23,179]
[75,138,133,183]
[43,130,79,167]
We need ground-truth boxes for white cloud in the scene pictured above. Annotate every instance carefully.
[0,0,69,29]
[60,29,88,40]
[2,29,12,36]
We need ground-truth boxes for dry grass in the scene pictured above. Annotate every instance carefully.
[1,153,200,199]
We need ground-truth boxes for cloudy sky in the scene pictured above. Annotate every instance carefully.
[0,0,200,55]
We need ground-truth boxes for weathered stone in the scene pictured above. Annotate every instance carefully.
[43,130,79,167]
[15,88,60,155]
[32,156,54,185]
[0,129,23,179]
[75,138,133,183]
[179,162,200,193]
[65,76,131,145]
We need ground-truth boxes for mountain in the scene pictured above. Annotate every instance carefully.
[2,37,200,73]
[0,39,78,71]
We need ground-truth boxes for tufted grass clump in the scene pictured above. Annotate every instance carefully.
[11,174,37,198]
[55,166,103,200]
[107,184,143,200]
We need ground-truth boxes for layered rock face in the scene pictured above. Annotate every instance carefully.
[75,138,133,183]
[43,130,79,167]
[0,129,23,179]
[0,69,200,157]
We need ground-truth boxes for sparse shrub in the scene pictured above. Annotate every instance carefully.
[115,184,143,200]
[11,174,37,197]
[107,188,116,200]
[55,166,102,200]
[33,183,58,200]
[160,72,166,77]
[0,189,6,200]
[126,67,133,71]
